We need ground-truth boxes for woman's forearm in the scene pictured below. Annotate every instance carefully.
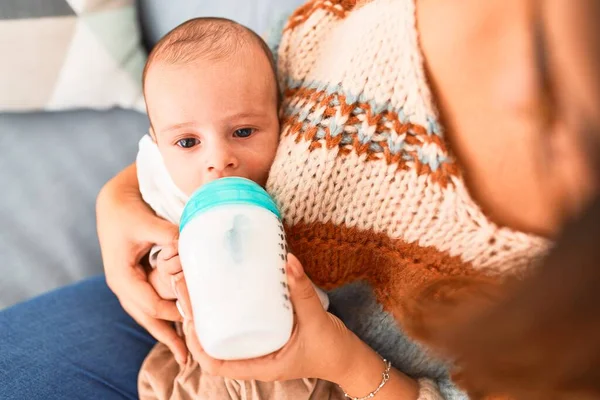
[98,162,140,206]
[335,335,421,400]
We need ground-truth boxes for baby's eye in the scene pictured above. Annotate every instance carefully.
[233,128,255,138]
[176,138,200,148]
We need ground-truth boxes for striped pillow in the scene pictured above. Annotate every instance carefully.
[0,0,146,112]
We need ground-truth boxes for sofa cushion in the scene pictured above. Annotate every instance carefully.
[0,0,147,112]
[137,0,305,49]
[0,109,148,308]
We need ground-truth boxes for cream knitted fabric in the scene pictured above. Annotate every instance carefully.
[269,0,547,273]
[264,0,550,398]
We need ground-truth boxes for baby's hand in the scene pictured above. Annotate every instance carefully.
[148,241,192,320]
[148,241,190,318]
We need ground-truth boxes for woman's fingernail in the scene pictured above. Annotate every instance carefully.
[288,254,303,278]
[176,300,186,319]
[171,275,181,299]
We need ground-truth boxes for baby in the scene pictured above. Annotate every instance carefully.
[136,17,328,350]
[139,16,280,219]
[138,16,282,294]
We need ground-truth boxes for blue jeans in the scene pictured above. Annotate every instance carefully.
[0,276,156,399]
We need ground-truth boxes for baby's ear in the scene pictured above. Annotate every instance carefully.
[149,126,157,143]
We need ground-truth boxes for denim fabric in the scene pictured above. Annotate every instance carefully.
[0,276,156,399]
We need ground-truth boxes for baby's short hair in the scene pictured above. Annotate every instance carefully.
[143,17,277,95]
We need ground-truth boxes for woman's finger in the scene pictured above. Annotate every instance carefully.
[183,321,210,368]
[122,271,182,322]
[136,307,188,365]
[135,209,180,246]
[286,254,323,321]
[173,272,193,319]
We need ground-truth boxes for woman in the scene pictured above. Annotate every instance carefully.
[99,0,600,398]
[404,2,600,398]
[1,0,598,398]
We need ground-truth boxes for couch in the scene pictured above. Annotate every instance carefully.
[0,0,303,309]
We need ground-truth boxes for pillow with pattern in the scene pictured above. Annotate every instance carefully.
[0,0,146,112]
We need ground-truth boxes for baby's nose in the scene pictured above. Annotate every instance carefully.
[206,148,238,173]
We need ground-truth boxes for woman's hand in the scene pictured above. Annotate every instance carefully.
[178,254,356,383]
[96,163,187,365]
[175,254,420,399]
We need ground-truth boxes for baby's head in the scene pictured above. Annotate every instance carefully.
[143,18,280,196]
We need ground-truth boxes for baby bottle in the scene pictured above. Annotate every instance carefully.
[178,177,293,360]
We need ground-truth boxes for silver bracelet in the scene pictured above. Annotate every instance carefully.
[340,358,392,400]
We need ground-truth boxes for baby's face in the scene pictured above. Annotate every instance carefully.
[144,48,280,196]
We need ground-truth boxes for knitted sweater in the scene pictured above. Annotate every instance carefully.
[265,0,549,397]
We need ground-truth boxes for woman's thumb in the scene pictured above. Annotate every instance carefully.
[139,214,179,246]
[286,254,322,318]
